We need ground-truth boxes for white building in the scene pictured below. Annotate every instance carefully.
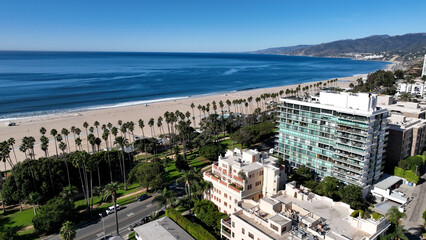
[134,216,194,240]
[203,148,286,214]
[422,54,426,77]
[396,81,426,97]
[221,182,390,240]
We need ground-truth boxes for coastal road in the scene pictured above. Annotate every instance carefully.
[43,195,160,240]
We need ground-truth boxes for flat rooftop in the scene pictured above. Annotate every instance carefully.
[234,211,292,240]
[220,150,279,172]
[133,216,194,240]
[373,174,403,190]
[274,194,369,240]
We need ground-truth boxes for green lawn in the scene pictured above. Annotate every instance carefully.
[0,207,35,229]
[220,138,242,150]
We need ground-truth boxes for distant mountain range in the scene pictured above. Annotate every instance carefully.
[252,33,426,57]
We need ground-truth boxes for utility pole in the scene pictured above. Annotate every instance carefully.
[99,213,106,239]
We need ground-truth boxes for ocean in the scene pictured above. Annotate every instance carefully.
[0,51,388,120]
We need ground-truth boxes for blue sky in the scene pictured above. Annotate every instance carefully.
[1,0,425,52]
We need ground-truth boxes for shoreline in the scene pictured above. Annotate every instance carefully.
[0,63,395,170]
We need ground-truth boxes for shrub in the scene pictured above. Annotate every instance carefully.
[404,170,419,183]
[372,212,383,221]
[394,167,405,177]
[166,208,216,240]
[351,210,361,218]
[32,197,76,233]
[199,143,226,161]
[193,200,227,236]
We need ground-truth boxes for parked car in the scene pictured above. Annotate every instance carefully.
[137,194,150,201]
[105,205,121,215]
[8,122,16,126]
[140,216,150,224]
[128,223,138,231]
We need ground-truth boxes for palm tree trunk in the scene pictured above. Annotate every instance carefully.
[77,167,88,207]
[97,165,101,186]
[121,150,127,190]
[106,145,113,183]
[54,139,59,156]
[0,171,5,213]
[64,159,71,186]
[12,146,18,164]
[90,171,93,210]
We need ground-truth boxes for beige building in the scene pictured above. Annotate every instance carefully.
[377,95,426,119]
[203,149,286,214]
[221,182,390,240]
[386,114,426,166]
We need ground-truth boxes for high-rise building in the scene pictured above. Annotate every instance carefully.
[422,54,426,77]
[203,149,286,214]
[275,91,389,188]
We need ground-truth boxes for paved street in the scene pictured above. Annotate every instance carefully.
[400,173,426,239]
[43,195,159,240]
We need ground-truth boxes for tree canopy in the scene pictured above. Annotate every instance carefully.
[32,197,76,233]
[128,161,164,191]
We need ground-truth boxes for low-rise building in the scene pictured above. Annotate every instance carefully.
[385,114,426,166]
[396,82,426,98]
[203,148,286,214]
[221,182,390,240]
[377,95,426,119]
[133,216,195,240]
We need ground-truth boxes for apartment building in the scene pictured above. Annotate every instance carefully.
[203,149,286,214]
[385,114,426,165]
[422,54,426,77]
[377,95,426,119]
[396,81,426,98]
[221,182,390,240]
[276,91,389,188]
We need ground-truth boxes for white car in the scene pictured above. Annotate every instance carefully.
[106,205,121,215]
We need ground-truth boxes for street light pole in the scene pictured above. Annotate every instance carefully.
[99,213,106,239]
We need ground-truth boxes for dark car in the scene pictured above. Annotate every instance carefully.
[128,223,138,231]
[137,194,150,202]
[140,216,150,224]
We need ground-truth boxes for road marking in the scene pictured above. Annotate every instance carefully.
[96,233,104,237]
[127,212,134,217]
[146,203,152,208]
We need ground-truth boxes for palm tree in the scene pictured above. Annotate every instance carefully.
[7,138,17,164]
[72,151,90,208]
[176,120,191,160]
[61,185,78,201]
[40,136,55,193]
[94,121,100,138]
[59,141,71,186]
[157,116,164,136]
[190,103,196,128]
[27,192,41,215]
[74,128,82,151]
[154,187,176,209]
[83,122,90,151]
[75,138,82,151]
[102,182,121,235]
[148,118,155,137]
[61,128,71,153]
[114,136,128,190]
[51,129,59,156]
[60,221,76,240]
[102,130,113,183]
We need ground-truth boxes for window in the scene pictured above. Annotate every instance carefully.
[232,221,235,227]
[247,184,252,190]
[224,202,227,207]
[224,193,227,198]
[248,232,254,239]
[270,223,279,232]
[232,232,234,238]
[242,228,245,234]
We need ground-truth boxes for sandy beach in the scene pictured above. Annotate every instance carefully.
[0,74,367,171]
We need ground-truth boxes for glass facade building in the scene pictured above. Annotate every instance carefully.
[275,92,389,188]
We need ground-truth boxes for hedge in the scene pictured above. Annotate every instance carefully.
[165,208,216,240]
[394,167,419,183]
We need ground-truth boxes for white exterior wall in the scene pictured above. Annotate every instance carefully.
[319,92,377,111]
